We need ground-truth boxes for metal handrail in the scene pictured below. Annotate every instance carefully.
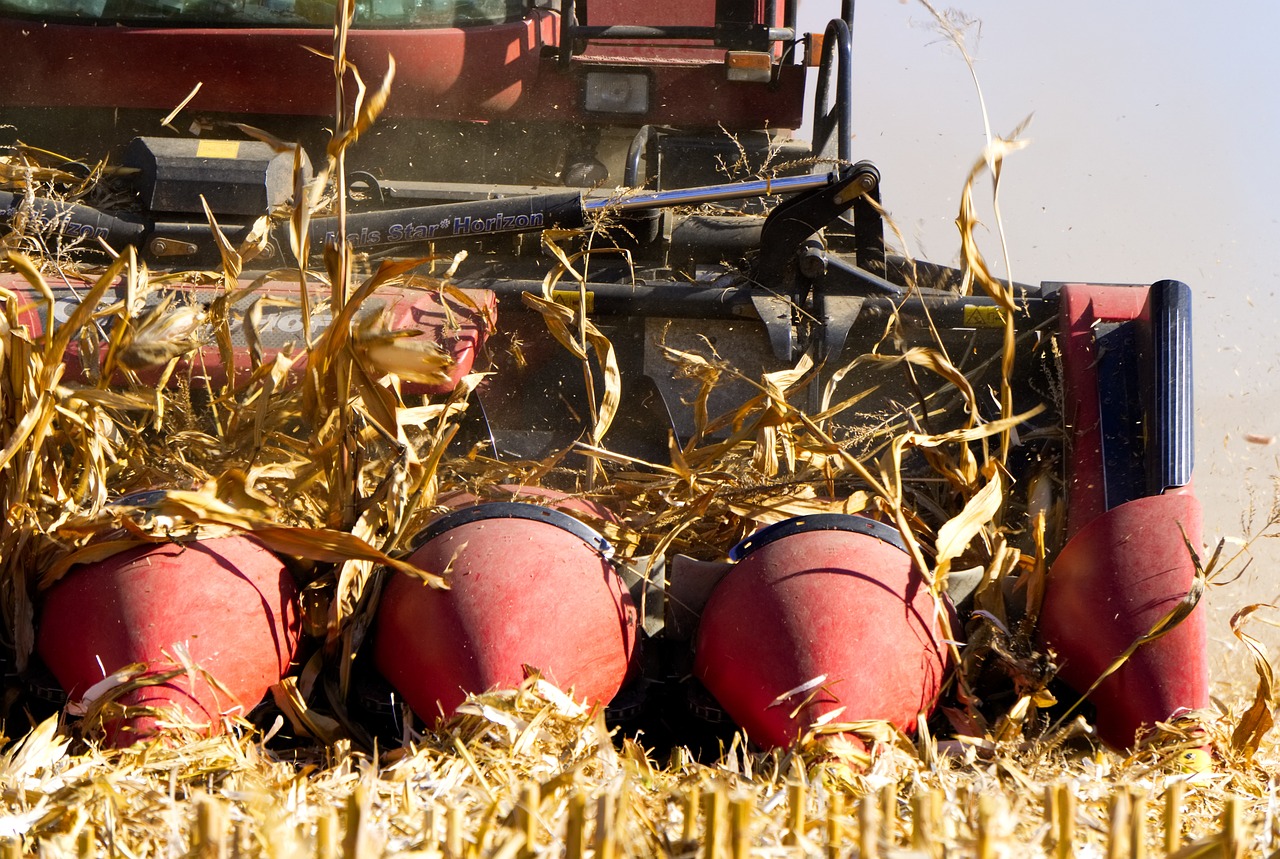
[811,16,854,164]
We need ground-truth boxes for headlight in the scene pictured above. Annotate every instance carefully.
[725,51,772,83]
[583,71,650,115]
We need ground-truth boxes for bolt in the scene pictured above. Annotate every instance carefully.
[799,251,826,279]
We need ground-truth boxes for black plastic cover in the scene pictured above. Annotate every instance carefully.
[124,137,310,218]
[1143,279,1194,493]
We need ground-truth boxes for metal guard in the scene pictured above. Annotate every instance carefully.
[411,501,615,562]
[729,513,906,561]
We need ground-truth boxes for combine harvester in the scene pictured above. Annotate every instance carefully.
[0,1,1204,752]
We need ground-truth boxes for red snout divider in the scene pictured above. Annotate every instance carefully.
[37,535,301,747]
[373,490,639,723]
[1038,492,1207,748]
[693,515,951,750]
[1040,282,1208,749]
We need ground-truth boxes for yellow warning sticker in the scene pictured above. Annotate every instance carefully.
[196,140,241,159]
[962,305,1006,328]
[550,289,594,313]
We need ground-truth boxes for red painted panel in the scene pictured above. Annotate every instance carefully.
[0,8,805,129]
[587,0,779,26]
[1057,282,1151,537]
[2,275,495,396]
[583,0,784,62]
[0,14,557,117]
[588,0,717,25]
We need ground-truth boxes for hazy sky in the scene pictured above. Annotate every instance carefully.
[793,1,1280,660]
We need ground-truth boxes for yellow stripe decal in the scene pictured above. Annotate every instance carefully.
[196,140,241,159]
[550,290,595,313]
[963,305,1006,328]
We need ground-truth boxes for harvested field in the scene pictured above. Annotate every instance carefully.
[0,683,1277,858]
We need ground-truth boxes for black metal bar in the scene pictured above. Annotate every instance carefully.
[349,171,830,211]
[307,191,585,252]
[623,125,659,188]
[463,274,1054,328]
[351,177,571,205]
[559,0,576,68]
[851,184,885,275]
[3,170,846,266]
[0,190,148,250]
[802,245,900,297]
[460,277,760,319]
[314,173,835,254]
[869,295,1055,328]
[584,171,832,214]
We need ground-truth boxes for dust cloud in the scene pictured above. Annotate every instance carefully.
[796,1,1280,678]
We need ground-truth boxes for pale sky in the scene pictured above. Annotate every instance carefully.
[794,1,1280,664]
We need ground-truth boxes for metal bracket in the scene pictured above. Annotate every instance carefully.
[816,293,865,369]
[755,161,879,291]
[617,554,666,638]
[147,236,200,258]
[750,291,795,362]
[747,163,882,365]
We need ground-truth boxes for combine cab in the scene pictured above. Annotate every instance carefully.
[0,1,1205,752]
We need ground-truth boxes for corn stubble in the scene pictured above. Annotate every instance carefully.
[0,682,1273,858]
[2,7,1280,859]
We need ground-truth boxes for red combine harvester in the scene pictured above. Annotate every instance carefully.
[0,1,1205,751]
